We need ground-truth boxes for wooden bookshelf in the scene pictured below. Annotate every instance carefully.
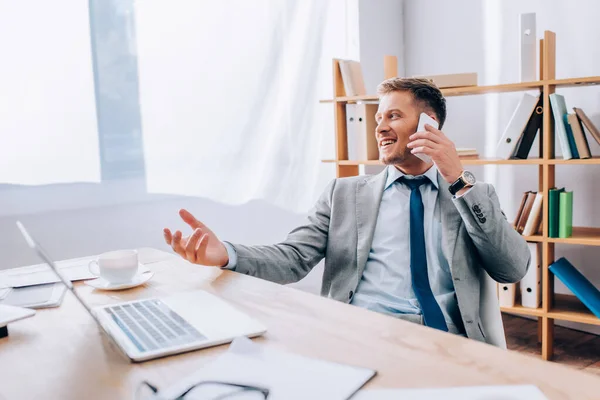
[321,30,600,361]
[323,158,544,166]
[548,294,600,326]
[547,156,600,165]
[547,227,600,246]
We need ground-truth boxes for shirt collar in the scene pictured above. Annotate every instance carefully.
[384,164,440,191]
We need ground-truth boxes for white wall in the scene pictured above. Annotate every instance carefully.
[404,0,600,335]
[359,0,405,92]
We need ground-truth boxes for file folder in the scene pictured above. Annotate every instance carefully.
[520,243,541,308]
[498,283,518,308]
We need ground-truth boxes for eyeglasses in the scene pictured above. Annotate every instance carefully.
[136,379,270,400]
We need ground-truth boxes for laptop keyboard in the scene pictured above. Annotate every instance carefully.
[104,299,207,353]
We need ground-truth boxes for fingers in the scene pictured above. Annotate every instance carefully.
[410,131,443,144]
[410,146,436,156]
[179,209,205,230]
[195,233,209,263]
[424,123,446,137]
[185,228,203,263]
[163,228,173,245]
[407,138,440,151]
[171,230,187,259]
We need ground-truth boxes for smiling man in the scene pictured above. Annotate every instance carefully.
[163,77,530,344]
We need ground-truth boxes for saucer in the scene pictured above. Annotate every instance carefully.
[84,271,154,291]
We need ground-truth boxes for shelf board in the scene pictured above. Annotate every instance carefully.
[500,304,545,318]
[547,227,600,246]
[547,76,600,88]
[319,76,600,103]
[523,234,544,243]
[547,156,600,165]
[461,157,542,165]
[323,158,543,166]
[548,294,600,326]
[441,81,543,97]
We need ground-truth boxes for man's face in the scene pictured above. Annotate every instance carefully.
[375,91,421,165]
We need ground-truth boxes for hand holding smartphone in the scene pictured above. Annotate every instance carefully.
[412,112,439,163]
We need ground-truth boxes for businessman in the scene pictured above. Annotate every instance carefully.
[163,77,530,344]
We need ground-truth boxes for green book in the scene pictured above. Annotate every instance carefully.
[548,187,564,238]
[558,191,573,238]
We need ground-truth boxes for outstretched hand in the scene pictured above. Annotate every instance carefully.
[163,209,229,267]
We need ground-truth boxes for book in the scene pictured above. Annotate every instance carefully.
[338,60,367,97]
[566,113,591,159]
[573,107,600,146]
[516,191,537,234]
[558,190,573,238]
[412,72,477,88]
[548,187,565,238]
[513,192,529,229]
[549,94,573,160]
[496,94,539,159]
[512,95,543,159]
[562,114,580,159]
[522,192,543,236]
[456,148,479,158]
[549,257,600,319]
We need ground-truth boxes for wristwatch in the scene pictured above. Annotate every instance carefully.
[448,170,476,195]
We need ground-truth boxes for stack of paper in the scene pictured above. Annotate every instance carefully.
[154,336,375,400]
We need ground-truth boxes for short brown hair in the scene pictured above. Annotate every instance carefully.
[377,77,447,128]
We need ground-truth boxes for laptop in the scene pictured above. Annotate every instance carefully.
[16,221,267,362]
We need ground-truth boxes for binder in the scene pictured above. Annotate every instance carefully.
[558,191,573,238]
[346,104,358,160]
[512,95,543,159]
[346,103,378,161]
[496,94,539,159]
[498,283,518,308]
[549,257,600,319]
[519,13,537,82]
[520,243,541,308]
[549,94,573,160]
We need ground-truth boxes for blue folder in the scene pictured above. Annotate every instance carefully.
[549,257,600,319]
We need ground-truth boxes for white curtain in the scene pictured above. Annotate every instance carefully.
[0,0,100,185]
[136,0,354,213]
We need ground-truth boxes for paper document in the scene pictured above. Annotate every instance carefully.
[0,287,10,300]
[0,283,67,309]
[154,336,375,400]
[351,385,548,400]
[0,257,149,288]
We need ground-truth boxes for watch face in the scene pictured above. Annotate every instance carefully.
[463,171,476,185]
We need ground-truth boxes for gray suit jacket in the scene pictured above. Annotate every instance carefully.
[229,168,530,344]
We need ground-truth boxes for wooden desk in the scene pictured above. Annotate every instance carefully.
[1,248,599,399]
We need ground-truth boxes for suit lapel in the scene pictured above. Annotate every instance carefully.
[355,168,388,278]
[437,174,463,270]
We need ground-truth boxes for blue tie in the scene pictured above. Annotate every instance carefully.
[400,176,449,332]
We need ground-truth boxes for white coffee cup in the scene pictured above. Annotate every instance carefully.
[88,249,139,284]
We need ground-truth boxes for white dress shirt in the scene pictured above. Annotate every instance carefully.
[350,165,466,334]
